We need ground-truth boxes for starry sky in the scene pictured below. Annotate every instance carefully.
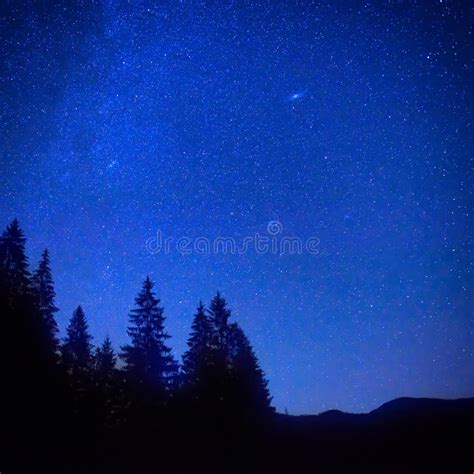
[1,0,472,415]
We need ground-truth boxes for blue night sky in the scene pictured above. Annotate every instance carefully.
[1,1,472,414]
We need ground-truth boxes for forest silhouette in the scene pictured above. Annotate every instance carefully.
[2,219,473,473]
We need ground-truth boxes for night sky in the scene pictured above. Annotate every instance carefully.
[1,1,472,415]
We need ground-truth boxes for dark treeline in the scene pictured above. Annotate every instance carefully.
[3,219,472,473]
[2,219,274,473]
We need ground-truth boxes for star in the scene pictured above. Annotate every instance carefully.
[1,0,470,416]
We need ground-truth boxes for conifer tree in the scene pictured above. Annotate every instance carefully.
[208,292,232,348]
[202,292,239,411]
[1,222,68,439]
[228,324,273,414]
[61,305,93,377]
[182,301,213,386]
[61,306,97,420]
[199,292,273,416]
[32,249,59,353]
[95,335,117,378]
[0,218,31,294]
[121,277,178,392]
[94,336,120,425]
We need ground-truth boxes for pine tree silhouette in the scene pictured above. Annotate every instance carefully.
[204,292,239,412]
[61,306,95,418]
[228,324,273,415]
[95,335,117,378]
[193,292,273,418]
[208,291,231,347]
[182,301,213,389]
[0,218,31,295]
[32,249,60,354]
[94,336,120,426]
[61,305,93,377]
[1,221,70,454]
[121,277,178,394]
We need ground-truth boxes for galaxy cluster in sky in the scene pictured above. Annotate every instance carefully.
[1,0,472,414]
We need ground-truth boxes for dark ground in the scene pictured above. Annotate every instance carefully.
[5,397,473,473]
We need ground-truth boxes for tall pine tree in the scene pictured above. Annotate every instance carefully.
[121,277,178,393]
[198,292,273,416]
[182,301,213,387]
[94,336,119,425]
[228,324,273,415]
[204,292,238,411]
[1,221,69,443]
[61,305,93,377]
[95,335,116,379]
[32,249,59,354]
[61,306,97,420]
[208,292,232,348]
[0,218,31,295]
